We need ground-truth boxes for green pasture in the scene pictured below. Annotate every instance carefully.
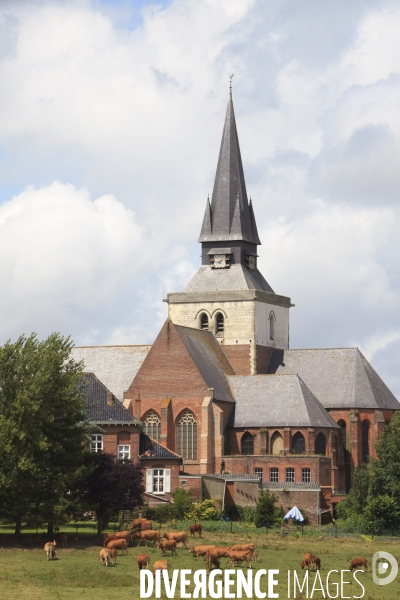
[1,524,400,599]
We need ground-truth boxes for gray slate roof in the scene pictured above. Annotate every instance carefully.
[82,373,140,424]
[183,264,274,293]
[139,433,182,461]
[228,374,340,429]
[175,324,235,402]
[71,345,151,401]
[198,94,260,245]
[269,348,400,410]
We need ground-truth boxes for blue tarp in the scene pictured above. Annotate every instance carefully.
[284,506,304,522]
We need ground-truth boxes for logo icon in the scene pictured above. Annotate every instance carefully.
[372,551,398,586]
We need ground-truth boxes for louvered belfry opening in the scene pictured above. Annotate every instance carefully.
[200,313,209,331]
[215,312,224,336]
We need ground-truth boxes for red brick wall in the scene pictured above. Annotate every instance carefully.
[223,345,251,375]
[256,345,274,374]
[179,475,202,502]
[100,425,140,463]
[142,458,181,501]
[274,489,321,525]
[232,481,259,506]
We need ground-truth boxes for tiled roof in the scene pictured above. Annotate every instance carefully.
[82,373,140,424]
[72,345,151,401]
[228,374,340,429]
[139,433,182,461]
[269,348,400,410]
[183,264,274,293]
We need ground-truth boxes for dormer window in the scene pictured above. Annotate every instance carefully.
[208,247,232,269]
[246,254,257,270]
[215,312,224,336]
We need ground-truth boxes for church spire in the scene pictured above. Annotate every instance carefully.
[198,92,261,245]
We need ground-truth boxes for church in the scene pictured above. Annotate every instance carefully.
[73,91,400,523]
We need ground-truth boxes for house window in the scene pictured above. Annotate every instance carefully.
[199,313,209,331]
[177,411,198,460]
[285,468,295,483]
[269,467,279,483]
[254,468,263,481]
[302,468,311,483]
[215,312,224,336]
[292,432,305,454]
[146,468,171,494]
[90,434,103,453]
[143,411,161,442]
[241,432,254,455]
[118,445,130,460]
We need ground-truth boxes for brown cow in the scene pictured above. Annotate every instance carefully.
[131,517,147,530]
[188,524,202,538]
[300,553,321,571]
[224,549,253,567]
[137,553,151,570]
[349,558,368,571]
[106,538,128,554]
[55,532,68,547]
[157,540,177,556]
[141,520,152,531]
[103,531,131,546]
[152,560,171,576]
[162,532,188,548]
[252,551,259,563]
[132,530,161,547]
[228,543,255,552]
[109,547,118,565]
[202,546,229,560]
[189,544,216,559]
[99,548,111,566]
[205,551,220,572]
[44,542,56,560]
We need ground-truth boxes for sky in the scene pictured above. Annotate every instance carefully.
[0,0,399,397]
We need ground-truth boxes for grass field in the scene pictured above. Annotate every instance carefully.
[1,525,400,599]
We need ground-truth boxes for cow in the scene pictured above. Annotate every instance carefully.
[188,524,202,538]
[228,543,255,552]
[157,540,177,556]
[99,548,111,566]
[141,520,152,531]
[224,549,253,567]
[252,551,259,563]
[300,553,321,571]
[109,547,118,565]
[136,553,151,571]
[202,546,229,560]
[131,518,148,530]
[189,544,216,560]
[44,542,56,560]
[152,560,171,576]
[103,531,131,546]
[55,532,68,547]
[349,558,368,571]
[106,538,128,554]
[132,530,161,547]
[162,532,188,548]
[205,551,220,572]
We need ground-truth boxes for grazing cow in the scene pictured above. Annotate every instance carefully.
[162,532,188,548]
[300,553,321,571]
[131,518,147,530]
[252,551,259,563]
[132,530,161,547]
[157,540,177,556]
[55,532,68,547]
[136,553,151,571]
[349,558,368,571]
[188,524,202,538]
[224,549,253,567]
[141,520,152,531]
[103,531,131,546]
[44,542,56,560]
[189,544,216,560]
[205,551,220,572]
[152,560,171,576]
[109,548,118,565]
[228,544,255,552]
[99,548,111,566]
[106,538,128,555]
[202,546,229,560]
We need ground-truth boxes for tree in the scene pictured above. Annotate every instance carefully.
[369,413,400,502]
[76,453,144,533]
[254,489,279,530]
[172,487,193,520]
[0,333,88,535]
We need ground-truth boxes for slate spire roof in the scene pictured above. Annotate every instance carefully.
[198,93,261,244]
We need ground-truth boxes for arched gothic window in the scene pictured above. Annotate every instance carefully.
[269,313,275,341]
[199,313,209,331]
[362,421,370,463]
[315,433,326,455]
[271,431,283,455]
[143,411,161,442]
[215,312,224,336]
[292,432,305,454]
[177,411,198,460]
[241,432,254,455]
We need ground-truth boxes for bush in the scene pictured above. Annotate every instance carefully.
[187,499,220,521]
[236,505,256,523]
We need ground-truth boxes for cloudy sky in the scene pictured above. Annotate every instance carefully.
[0,0,399,396]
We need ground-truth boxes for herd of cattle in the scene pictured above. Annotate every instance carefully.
[42,517,370,577]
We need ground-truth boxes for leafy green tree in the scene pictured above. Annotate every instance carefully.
[364,495,399,532]
[254,489,279,529]
[172,487,193,520]
[0,333,88,535]
[369,413,400,502]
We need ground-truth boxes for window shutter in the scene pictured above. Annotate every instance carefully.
[146,469,153,493]
[165,469,171,493]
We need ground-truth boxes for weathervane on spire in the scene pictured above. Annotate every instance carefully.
[229,73,234,94]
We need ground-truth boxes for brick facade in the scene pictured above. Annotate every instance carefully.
[100,424,140,462]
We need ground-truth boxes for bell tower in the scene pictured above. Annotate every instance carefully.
[167,89,293,375]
